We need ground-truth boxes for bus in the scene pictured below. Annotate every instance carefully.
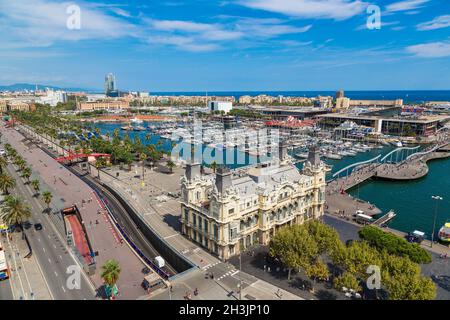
[355,211,374,225]
[0,245,9,281]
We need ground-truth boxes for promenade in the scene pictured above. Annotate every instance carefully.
[1,232,53,300]
[1,125,146,299]
[92,165,304,300]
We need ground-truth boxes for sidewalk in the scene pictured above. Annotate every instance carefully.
[1,232,53,300]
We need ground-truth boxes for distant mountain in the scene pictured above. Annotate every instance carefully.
[0,83,99,93]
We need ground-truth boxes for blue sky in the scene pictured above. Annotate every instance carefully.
[0,0,450,91]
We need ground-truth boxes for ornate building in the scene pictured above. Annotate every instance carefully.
[180,145,327,260]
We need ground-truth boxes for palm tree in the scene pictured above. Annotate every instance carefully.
[41,190,53,212]
[22,167,32,183]
[100,259,121,299]
[210,161,218,173]
[0,174,15,195]
[0,156,7,174]
[31,179,40,197]
[1,196,32,231]
[166,159,175,174]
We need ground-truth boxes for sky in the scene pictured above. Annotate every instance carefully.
[0,0,450,91]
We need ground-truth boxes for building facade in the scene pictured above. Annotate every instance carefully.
[77,100,129,111]
[209,101,233,114]
[180,146,327,260]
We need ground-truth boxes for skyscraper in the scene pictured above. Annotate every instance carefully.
[104,73,118,97]
[336,90,345,99]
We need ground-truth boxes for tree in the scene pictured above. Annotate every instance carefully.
[31,179,40,197]
[269,224,319,280]
[101,259,121,299]
[42,190,53,212]
[1,196,32,231]
[305,220,342,256]
[22,167,32,183]
[305,258,330,282]
[166,159,175,173]
[333,272,362,293]
[210,161,218,173]
[0,156,7,174]
[0,173,16,195]
[381,253,436,300]
[359,226,431,264]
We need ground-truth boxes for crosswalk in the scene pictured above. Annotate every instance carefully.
[217,269,239,281]
[201,261,220,270]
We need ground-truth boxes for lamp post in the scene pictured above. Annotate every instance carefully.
[238,252,242,300]
[431,195,443,247]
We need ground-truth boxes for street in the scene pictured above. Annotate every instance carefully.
[5,162,96,299]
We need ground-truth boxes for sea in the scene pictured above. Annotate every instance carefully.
[149,90,450,104]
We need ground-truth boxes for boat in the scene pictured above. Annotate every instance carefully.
[390,140,403,147]
[130,117,144,124]
[438,221,450,243]
[295,152,309,159]
[324,153,342,160]
[120,125,133,131]
[133,125,146,131]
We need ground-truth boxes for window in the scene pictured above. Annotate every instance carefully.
[228,208,235,215]
[213,224,218,239]
[198,217,202,230]
[204,221,208,233]
[184,209,189,222]
[193,214,197,226]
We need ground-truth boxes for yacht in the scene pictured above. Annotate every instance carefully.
[131,117,144,124]
[438,221,450,243]
[133,125,146,131]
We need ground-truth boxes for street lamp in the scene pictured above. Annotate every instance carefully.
[431,195,443,248]
[238,252,242,300]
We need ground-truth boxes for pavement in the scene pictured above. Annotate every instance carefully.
[3,161,95,299]
[92,159,303,300]
[1,231,53,300]
[1,125,147,299]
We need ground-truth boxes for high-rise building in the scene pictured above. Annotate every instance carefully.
[104,73,118,97]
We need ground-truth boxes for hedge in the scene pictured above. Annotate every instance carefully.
[358,226,432,264]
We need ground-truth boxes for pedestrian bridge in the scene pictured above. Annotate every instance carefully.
[380,146,420,163]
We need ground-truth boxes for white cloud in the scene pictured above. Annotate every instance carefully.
[147,35,221,52]
[0,0,137,48]
[417,15,450,31]
[385,0,429,13]
[406,41,450,58]
[145,17,312,52]
[239,0,368,20]
[355,20,400,31]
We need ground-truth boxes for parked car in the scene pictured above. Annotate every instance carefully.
[34,223,43,231]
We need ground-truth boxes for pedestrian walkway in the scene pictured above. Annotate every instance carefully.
[1,233,53,300]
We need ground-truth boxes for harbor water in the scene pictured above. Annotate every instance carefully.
[92,122,450,239]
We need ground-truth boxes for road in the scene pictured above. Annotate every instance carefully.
[71,164,177,275]
[0,278,13,300]
[2,124,148,299]
[5,163,96,300]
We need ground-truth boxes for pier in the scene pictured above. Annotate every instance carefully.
[325,139,450,218]
[372,210,396,227]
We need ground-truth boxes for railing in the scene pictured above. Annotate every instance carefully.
[331,154,381,179]
[380,146,420,163]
